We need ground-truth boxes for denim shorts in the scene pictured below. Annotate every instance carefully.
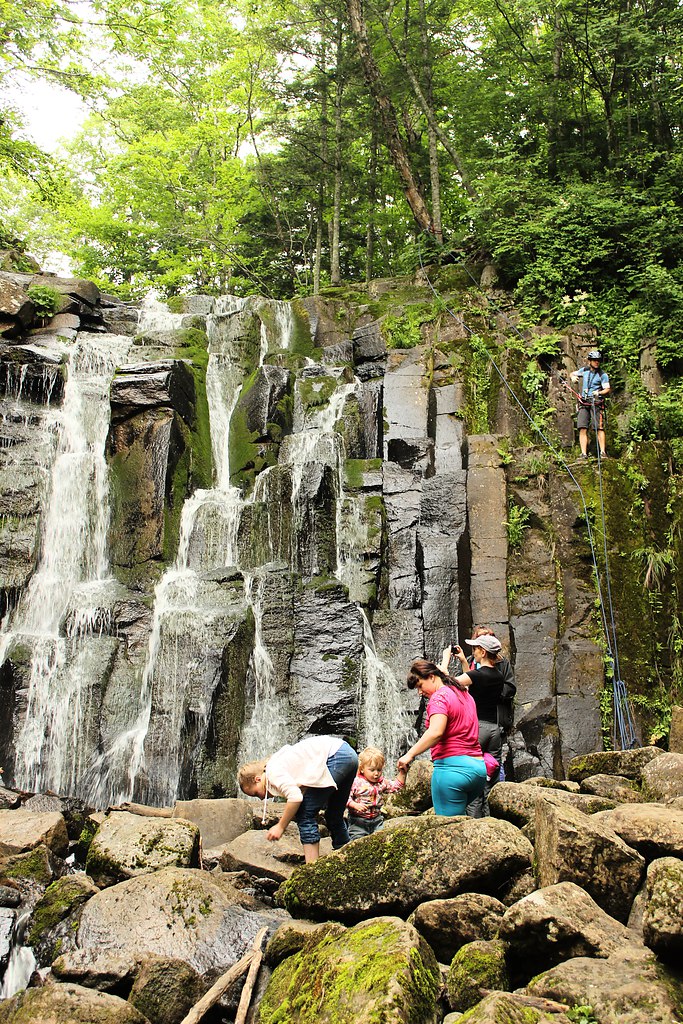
[295,741,358,847]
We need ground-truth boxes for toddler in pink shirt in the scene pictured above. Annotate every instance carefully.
[346,746,406,840]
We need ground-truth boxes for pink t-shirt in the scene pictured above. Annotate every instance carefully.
[426,684,482,760]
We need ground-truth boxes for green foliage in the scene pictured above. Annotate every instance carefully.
[567,1005,599,1024]
[506,502,531,550]
[381,304,439,350]
[27,284,60,320]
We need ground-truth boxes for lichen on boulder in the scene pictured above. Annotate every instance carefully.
[446,938,509,1013]
[85,812,200,887]
[256,916,440,1024]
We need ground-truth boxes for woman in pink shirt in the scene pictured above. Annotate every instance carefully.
[397,657,486,815]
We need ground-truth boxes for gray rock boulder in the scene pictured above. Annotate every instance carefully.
[641,751,683,801]
[0,809,69,857]
[534,799,645,921]
[172,798,253,850]
[278,816,533,923]
[256,916,440,1024]
[598,802,683,861]
[0,982,150,1023]
[85,812,200,887]
[128,955,202,1024]
[0,277,33,330]
[408,893,506,964]
[579,773,645,802]
[220,827,333,883]
[384,759,433,817]
[77,866,272,975]
[446,938,508,1013]
[499,881,640,984]
[110,361,196,424]
[488,781,615,830]
[0,906,14,970]
[52,948,142,992]
[527,947,683,1024]
[567,746,664,783]
[263,920,346,968]
[450,990,573,1023]
[642,856,683,965]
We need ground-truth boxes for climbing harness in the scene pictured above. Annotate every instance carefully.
[416,240,638,750]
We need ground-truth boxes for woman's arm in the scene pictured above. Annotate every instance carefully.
[397,714,447,771]
[267,799,302,841]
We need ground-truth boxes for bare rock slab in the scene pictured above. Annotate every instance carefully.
[77,866,273,975]
[0,809,68,857]
[0,982,150,1023]
[85,812,200,887]
[527,948,683,1024]
[579,773,645,802]
[172,798,253,849]
[534,799,645,921]
[489,781,615,829]
[220,827,332,883]
[598,802,683,861]
[499,881,641,984]
[642,856,683,965]
[278,816,533,923]
[256,916,440,1024]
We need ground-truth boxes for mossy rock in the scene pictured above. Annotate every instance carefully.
[446,939,509,1012]
[567,747,664,783]
[256,916,440,1024]
[128,955,201,1024]
[3,844,53,885]
[458,990,573,1022]
[28,873,98,949]
[0,982,150,1023]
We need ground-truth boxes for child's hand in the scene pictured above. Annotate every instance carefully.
[267,822,285,842]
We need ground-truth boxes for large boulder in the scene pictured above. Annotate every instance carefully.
[128,955,202,1024]
[597,803,683,861]
[499,882,640,984]
[488,781,615,829]
[0,982,150,1023]
[0,809,69,857]
[527,948,683,1024]
[408,893,506,964]
[52,949,141,993]
[264,920,346,969]
[641,751,683,801]
[76,866,272,975]
[450,990,573,1023]
[446,938,509,1013]
[28,873,99,964]
[642,856,683,965]
[256,916,440,1024]
[278,816,533,923]
[172,798,253,850]
[534,800,645,921]
[220,827,333,883]
[384,759,433,817]
[579,774,645,802]
[85,812,200,887]
[567,746,664,783]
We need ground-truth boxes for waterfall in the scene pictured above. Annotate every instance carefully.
[0,331,132,797]
[0,907,36,999]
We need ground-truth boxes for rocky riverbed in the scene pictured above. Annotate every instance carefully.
[0,745,682,1023]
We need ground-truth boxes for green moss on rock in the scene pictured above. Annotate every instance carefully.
[447,939,509,1013]
[4,845,52,884]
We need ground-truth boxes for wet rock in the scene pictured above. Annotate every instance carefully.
[499,881,640,985]
[641,751,683,801]
[0,905,15,969]
[0,809,69,857]
[278,816,533,923]
[0,277,33,329]
[642,856,683,965]
[527,947,683,1024]
[0,884,21,907]
[128,955,202,1024]
[77,866,274,975]
[52,948,141,993]
[0,788,21,811]
[566,746,664,783]
[579,773,645,802]
[0,843,54,884]
[598,802,683,861]
[446,938,508,1013]
[408,893,506,964]
[488,781,615,830]
[0,982,150,1023]
[256,916,440,1024]
[85,812,200,887]
[467,435,509,631]
[110,360,196,424]
[101,304,140,336]
[232,364,292,440]
[220,827,333,883]
[534,800,645,921]
[264,920,346,968]
[172,798,253,850]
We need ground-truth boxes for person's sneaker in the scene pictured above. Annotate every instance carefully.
[598,451,608,459]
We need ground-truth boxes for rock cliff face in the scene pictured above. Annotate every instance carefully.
[0,266,661,807]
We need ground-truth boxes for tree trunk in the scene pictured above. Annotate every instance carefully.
[365,119,378,283]
[330,19,344,286]
[418,0,443,242]
[345,0,434,234]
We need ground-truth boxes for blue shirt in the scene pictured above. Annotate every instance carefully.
[576,366,609,400]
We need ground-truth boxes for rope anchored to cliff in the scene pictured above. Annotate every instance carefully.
[416,240,638,750]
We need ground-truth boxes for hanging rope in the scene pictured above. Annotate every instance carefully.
[415,242,638,749]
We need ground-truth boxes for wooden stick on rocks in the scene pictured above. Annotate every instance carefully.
[179,928,267,1024]
[235,927,268,1024]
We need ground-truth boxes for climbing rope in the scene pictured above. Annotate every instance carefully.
[415,240,638,749]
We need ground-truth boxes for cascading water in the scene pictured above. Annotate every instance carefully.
[0,331,132,798]
[0,908,36,999]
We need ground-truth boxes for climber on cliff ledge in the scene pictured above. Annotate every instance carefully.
[570,349,611,460]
